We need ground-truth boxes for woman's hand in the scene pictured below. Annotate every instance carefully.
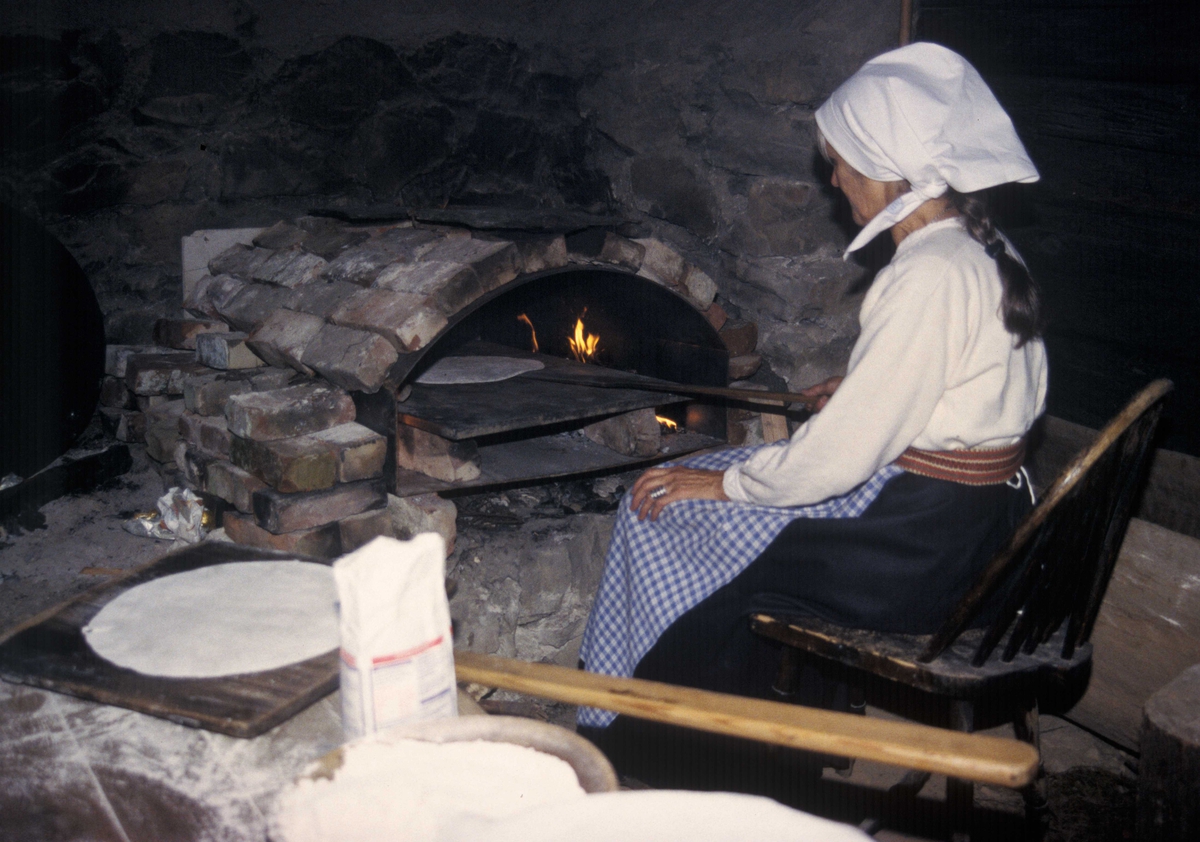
[800,376,844,412]
[629,466,729,521]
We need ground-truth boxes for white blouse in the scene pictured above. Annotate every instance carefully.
[723,218,1048,508]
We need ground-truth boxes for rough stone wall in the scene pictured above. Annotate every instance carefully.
[2,0,900,390]
[451,510,614,669]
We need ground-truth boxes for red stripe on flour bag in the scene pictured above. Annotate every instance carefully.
[372,635,446,665]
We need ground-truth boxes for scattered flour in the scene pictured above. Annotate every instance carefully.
[272,738,585,842]
[441,790,875,842]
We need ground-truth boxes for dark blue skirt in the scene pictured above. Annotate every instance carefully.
[578,472,1032,788]
[633,470,1032,700]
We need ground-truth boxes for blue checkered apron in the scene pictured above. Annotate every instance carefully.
[577,444,902,728]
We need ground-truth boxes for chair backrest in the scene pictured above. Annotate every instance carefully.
[920,379,1174,666]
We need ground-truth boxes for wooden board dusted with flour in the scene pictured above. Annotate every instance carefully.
[0,542,338,738]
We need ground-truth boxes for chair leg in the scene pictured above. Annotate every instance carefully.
[771,643,801,696]
[859,770,933,836]
[850,682,867,714]
[772,645,860,775]
[947,699,975,842]
[1013,695,1049,838]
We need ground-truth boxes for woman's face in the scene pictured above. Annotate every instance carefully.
[825,143,907,227]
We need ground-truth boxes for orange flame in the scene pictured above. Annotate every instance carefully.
[568,311,601,363]
[517,314,538,352]
[655,415,679,431]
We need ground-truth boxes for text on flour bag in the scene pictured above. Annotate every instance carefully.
[333,534,458,739]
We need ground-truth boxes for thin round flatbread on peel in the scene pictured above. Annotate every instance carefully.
[82,561,338,678]
[415,356,544,385]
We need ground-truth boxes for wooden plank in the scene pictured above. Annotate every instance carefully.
[917,4,1200,83]
[522,368,821,410]
[1038,332,1200,459]
[1030,415,1200,540]
[761,402,790,444]
[1038,342,1198,461]
[0,542,337,738]
[1137,664,1200,841]
[1010,204,1200,351]
[393,430,722,496]
[453,651,1040,788]
[1004,196,1200,456]
[1016,133,1200,220]
[1067,518,1200,749]
[990,76,1199,158]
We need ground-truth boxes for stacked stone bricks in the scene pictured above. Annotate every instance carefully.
[216,384,392,557]
[186,218,537,393]
[99,333,394,557]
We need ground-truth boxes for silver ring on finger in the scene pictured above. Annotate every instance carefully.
[649,486,668,499]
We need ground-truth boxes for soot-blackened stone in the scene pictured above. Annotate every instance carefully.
[630,155,719,237]
[341,97,456,197]
[0,34,112,153]
[49,148,132,213]
[0,34,75,77]
[523,72,582,116]
[136,32,250,127]
[141,32,253,101]
[135,93,226,128]
[544,124,612,209]
[73,29,126,96]
[405,34,523,104]
[218,129,334,200]
[268,36,414,131]
[465,111,543,183]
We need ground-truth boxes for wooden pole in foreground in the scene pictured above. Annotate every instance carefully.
[455,651,1039,788]
[900,0,914,45]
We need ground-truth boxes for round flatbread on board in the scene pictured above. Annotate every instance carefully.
[415,356,544,385]
[82,561,338,678]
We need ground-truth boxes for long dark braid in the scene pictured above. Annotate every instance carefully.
[949,189,1045,347]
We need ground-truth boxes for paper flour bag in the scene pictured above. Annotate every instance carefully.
[334,533,457,739]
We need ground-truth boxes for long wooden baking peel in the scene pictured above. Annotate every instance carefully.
[454,651,1038,788]
[520,367,822,410]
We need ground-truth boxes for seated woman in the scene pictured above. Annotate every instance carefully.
[575,43,1048,784]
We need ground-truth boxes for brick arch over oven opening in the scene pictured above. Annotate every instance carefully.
[398,265,729,390]
[189,221,729,399]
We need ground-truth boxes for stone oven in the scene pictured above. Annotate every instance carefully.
[127,211,758,556]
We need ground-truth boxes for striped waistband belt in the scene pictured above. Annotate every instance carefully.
[894,439,1026,485]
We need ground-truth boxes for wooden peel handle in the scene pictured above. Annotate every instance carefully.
[454,651,1038,788]
[670,382,821,410]
[523,369,821,410]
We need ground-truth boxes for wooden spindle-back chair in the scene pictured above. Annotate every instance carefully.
[751,378,1173,838]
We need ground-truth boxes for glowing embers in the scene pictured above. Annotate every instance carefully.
[568,310,601,364]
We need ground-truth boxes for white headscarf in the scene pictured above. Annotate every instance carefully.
[814,42,1039,257]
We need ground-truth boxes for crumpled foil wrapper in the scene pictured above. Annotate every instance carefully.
[122,487,207,543]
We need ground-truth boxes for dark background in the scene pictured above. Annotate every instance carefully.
[917,0,1200,454]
